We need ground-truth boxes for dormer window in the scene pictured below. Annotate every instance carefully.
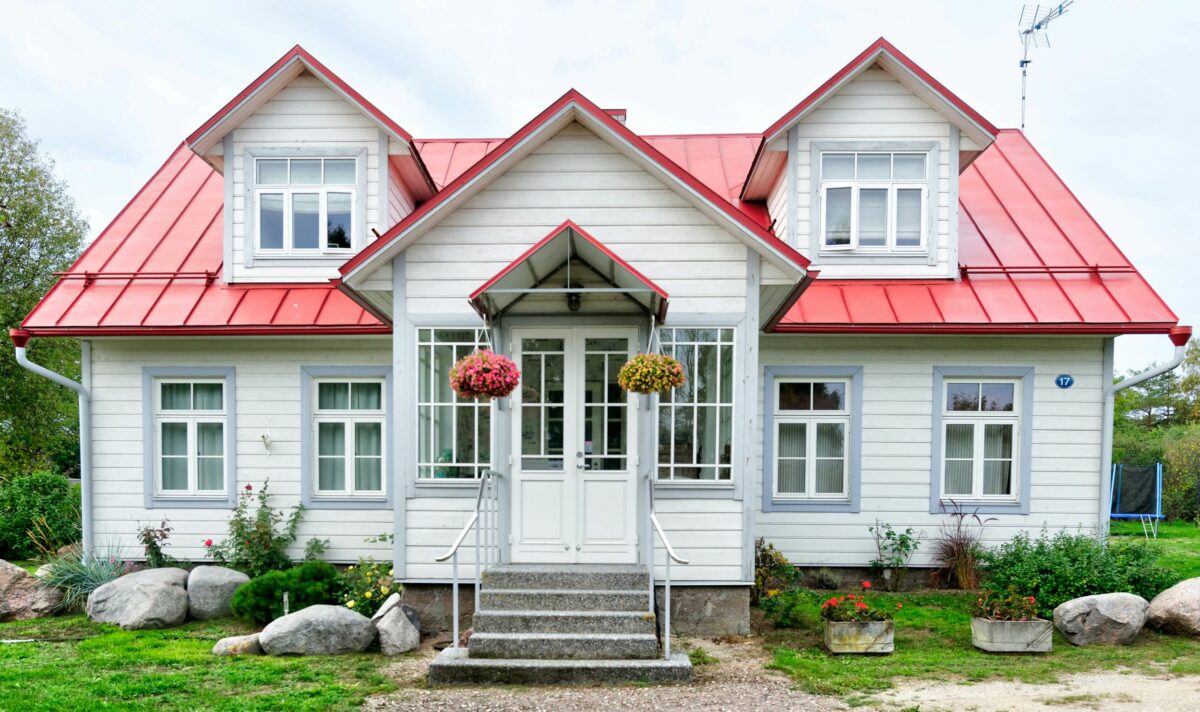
[819,151,928,253]
[254,157,357,254]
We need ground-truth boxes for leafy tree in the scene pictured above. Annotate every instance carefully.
[0,108,87,480]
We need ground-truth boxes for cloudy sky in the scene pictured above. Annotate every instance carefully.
[2,0,1194,371]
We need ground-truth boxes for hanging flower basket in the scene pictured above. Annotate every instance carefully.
[617,352,686,395]
[449,349,520,400]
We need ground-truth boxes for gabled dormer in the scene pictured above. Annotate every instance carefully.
[186,46,436,283]
[744,38,998,279]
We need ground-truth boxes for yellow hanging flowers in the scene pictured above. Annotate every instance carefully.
[617,353,686,395]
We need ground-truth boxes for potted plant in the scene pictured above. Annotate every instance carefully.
[617,352,686,395]
[449,349,520,400]
[820,581,896,654]
[971,588,1052,653]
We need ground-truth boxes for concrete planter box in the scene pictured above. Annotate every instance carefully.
[971,617,1053,653]
[823,620,894,654]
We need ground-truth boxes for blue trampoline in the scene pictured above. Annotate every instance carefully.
[1110,463,1164,539]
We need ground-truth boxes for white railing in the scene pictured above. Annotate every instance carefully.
[434,469,501,650]
[646,471,688,659]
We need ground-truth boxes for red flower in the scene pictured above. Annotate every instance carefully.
[856,601,868,610]
[203,538,213,547]
[896,602,903,609]
[846,593,857,600]
[244,484,253,492]
[861,581,871,589]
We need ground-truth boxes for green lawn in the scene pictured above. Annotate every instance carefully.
[1110,519,1200,580]
[765,589,1200,697]
[0,616,396,711]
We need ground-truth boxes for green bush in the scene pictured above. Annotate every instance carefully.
[204,481,325,577]
[230,561,342,625]
[758,588,823,629]
[981,530,1177,617]
[1163,425,1200,522]
[0,471,80,559]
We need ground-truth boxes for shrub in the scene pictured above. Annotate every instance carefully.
[931,502,995,589]
[204,481,324,578]
[868,520,922,592]
[230,561,342,625]
[807,567,842,590]
[981,529,1177,617]
[136,518,178,568]
[752,537,798,603]
[40,546,134,611]
[1163,425,1200,521]
[759,588,822,629]
[0,471,80,559]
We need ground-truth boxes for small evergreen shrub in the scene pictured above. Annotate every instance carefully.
[230,561,342,625]
[0,471,80,559]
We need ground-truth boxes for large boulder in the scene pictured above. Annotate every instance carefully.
[1053,592,1148,645]
[372,594,420,655]
[187,566,249,620]
[259,605,377,656]
[86,567,189,630]
[213,633,263,656]
[1148,577,1200,636]
[0,559,62,621]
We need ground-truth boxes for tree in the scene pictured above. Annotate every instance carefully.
[1114,363,1186,430]
[0,108,87,480]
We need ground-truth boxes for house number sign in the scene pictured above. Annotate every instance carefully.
[1055,374,1074,389]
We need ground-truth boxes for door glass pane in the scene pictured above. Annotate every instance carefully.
[521,406,541,456]
[193,383,223,410]
[324,159,356,184]
[778,459,806,494]
[318,382,349,410]
[778,422,806,458]
[893,154,926,179]
[858,188,888,247]
[256,159,287,185]
[290,159,321,185]
[946,382,980,411]
[585,354,605,404]
[813,382,845,410]
[259,193,284,249]
[981,383,1015,412]
[779,382,811,411]
[350,382,382,410]
[545,354,565,404]
[292,193,320,249]
[161,383,191,410]
[822,153,854,180]
[824,187,851,246]
[857,153,891,179]
[326,192,352,249]
[585,338,626,351]
[896,188,923,247]
[545,405,564,455]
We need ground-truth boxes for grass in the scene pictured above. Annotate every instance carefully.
[687,646,718,666]
[0,615,397,711]
[1109,519,1200,580]
[765,589,1200,697]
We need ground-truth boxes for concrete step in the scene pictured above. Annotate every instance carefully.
[429,647,693,685]
[481,564,648,591]
[480,588,647,612]
[469,632,659,660]
[473,609,657,635]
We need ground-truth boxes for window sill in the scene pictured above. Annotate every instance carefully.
[412,480,483,498]
[307,495,390,510]
[764,498,858,513]
[148,495,234,510]
[654,482,736,499]
[933,498,1024,515]
[816,252,930,265]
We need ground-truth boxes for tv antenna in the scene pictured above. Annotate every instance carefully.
[1018,1,1074,130]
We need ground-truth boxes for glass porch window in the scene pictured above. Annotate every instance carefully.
[417,328,493,480]
[656,328,735,481]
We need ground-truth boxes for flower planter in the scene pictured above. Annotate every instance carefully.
[823,620,894,654]
[970,617,1052,653]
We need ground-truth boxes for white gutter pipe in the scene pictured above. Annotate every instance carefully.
[9,328,93,556]
[1098,325,1192,541]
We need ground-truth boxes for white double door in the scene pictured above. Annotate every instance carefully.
[510,327,638,564]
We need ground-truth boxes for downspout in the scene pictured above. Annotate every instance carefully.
[9,328,93,556]
[1098,325,1192,541]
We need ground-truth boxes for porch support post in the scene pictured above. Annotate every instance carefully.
[740,253,762,583]
[392,254,410,577]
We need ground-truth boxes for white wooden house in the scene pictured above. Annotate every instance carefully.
[13,40,1189,643]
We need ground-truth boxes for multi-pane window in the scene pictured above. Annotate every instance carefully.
[255,157,356,254]
[417,329,493,480]
[312,379,385,496]
[155,380,226,495]
[657,328,734,481]
[773,380,849,499]
[820,151,927,251]
[942,380,1018,500]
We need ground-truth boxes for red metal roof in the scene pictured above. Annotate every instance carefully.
[20,144,389,337]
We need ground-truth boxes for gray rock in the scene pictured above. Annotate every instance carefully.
[370,592,421,633]
[376,606,421,655]
[1053,592,1148,645]
[259,604,377,655]
[1148,577,1200,636]
[213,633,262,656]
[0,559,62,621]
[187,566,249,620]
[86,567,189,630]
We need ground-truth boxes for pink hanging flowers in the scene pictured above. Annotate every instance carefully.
[449,349,521,400]
[617,352,686,395]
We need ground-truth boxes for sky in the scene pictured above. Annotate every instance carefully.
[1,0,1195,372]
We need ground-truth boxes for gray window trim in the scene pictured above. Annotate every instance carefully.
[930,366,1034,515]
[300,365,393,510]
[142,366,238,509]
[809,141,940,267]
[762,366,863,513]
[243,146,369,269]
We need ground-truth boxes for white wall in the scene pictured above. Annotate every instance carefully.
[754,334,1106,567]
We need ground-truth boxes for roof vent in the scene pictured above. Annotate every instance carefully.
[603,108,627,125]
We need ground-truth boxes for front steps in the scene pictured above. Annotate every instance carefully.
[428,564,693,684]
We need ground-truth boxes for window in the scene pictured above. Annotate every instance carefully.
[820,151,927,252]
[941,380,1018,500]
[254,157,356,254]
[311,378,386,496]
[657,328,734,481]
[417,328,493,480]
[154,380,227,496]
[772,380,850,499]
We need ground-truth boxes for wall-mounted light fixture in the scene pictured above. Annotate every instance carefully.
[565,282,582,312]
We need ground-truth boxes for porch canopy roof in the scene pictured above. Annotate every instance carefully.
[468,220,669,322]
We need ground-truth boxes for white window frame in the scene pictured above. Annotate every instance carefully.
[771,379,850,500]
[941,379,1020,502]
[656,327,736,483]
[153,379,227,497]
[311,377,387,497]
[253,157,358,256]
[819,151,929,253]
[416,328,494,481]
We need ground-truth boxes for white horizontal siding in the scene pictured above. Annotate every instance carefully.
[753,335,1106,567]
[652,498,745,582]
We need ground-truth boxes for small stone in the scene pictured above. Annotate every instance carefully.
[0,559,62,621]
[376,605,421,655]
[187,566,249,620]
[371,592,402,622]
[1053,592,1148,645]
[259,604,377,655]
[85,567,189,630]
[1147,577,1200,637]
[213,633,262,656]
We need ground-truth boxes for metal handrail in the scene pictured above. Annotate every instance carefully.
[645,471,688,659]
[434,469,501,651]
